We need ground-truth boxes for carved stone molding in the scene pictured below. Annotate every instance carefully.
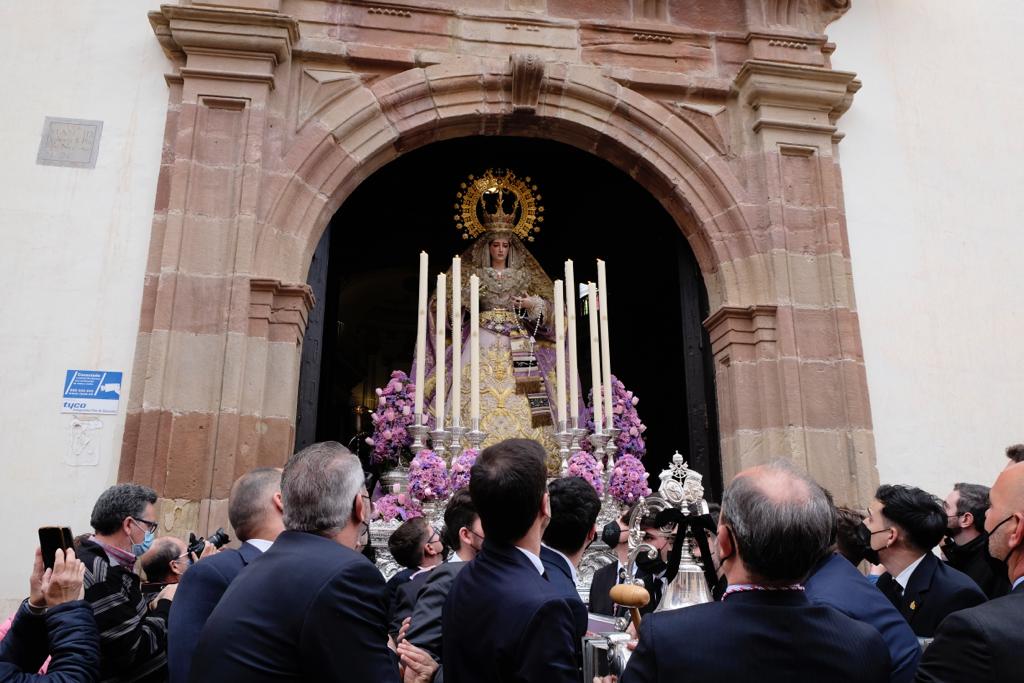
[748,0,851,34]
[149,4,299,87]
[249,278,315,344]
[510,53,545,113]
[704,305,779,360]
[735,59,860,138]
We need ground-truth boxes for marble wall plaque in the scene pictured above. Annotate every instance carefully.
[37,117,103,168]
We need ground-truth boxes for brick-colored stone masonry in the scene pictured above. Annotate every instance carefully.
[127,0,872,538]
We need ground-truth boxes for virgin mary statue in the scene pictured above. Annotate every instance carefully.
[417,169,573,457]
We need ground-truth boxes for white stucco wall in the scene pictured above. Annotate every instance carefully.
[0,1,167,608]
[831,1,1024,502]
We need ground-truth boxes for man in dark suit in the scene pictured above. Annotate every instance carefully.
[386,517,445,628]
[589,507,662,618]
[405,489,483,677]
[190,442,436,683]
[805,504,921,683]
[941,482,1010,598]
[442,439,583,683]
[865,484,986,637]
[168,467,285,683]
[540,475,601,669]
[917,462,1024,682]
[619,461,891,683]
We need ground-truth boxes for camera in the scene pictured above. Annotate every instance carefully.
[187,527,231,559]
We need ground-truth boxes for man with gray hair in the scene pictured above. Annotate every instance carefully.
[189,442,436,682]
[167,467,285,683]
[619,462,891,683]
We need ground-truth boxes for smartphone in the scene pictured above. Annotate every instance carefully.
[39,526,74,570]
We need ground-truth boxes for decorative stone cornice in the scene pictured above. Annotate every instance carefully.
[735,59,860,137]
[704,305,778,357]
[249,278,315,344]
[149,4,299,68]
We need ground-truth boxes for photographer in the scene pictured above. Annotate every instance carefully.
[78,483,172,682]
[140,537,218,603]
[0,547,99,682]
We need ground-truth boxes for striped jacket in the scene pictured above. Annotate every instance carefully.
[78,539,170,683]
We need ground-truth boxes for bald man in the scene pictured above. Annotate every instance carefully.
[917,462,1024,682]
[619,462,890,683]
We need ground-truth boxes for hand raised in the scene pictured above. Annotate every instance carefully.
[42,548,86,607]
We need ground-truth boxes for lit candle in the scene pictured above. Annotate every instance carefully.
[470,274,480,422]
[587,283,603,434]
[553,280,567,425]
[414,251,428,416]
[435,272,446,427]
[597,259,614,430]
[565,260,579,423]
[451,257,462,428]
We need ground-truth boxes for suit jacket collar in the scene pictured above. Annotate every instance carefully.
[720,588,809,607]
[904,552,938,601]
[238,540,263,565]
[481,539,546,577]
[541,545,576,585]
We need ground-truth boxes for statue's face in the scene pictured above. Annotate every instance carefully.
[489,238,509,267]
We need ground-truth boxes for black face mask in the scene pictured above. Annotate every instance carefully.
[987,515,1017,567]
[602,521,625,548]
[854,523,890,565]
[635,549,667,575]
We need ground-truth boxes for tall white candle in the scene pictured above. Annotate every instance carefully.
[470,274,480,422]
[597,259,614,428]
[564,260,580,423]
[587,283,603,434]
[553,280,567,425]
[435,273,446,427]
[451,257,462,427]
[414,251,428,416]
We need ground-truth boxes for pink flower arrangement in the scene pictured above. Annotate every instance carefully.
[567,451,604,496]
[608,455,651,505]
[365,370,416,466]
[373,493,423,523]
[449,448,478,491]
[409,449,451,502]
[581,375,647,459]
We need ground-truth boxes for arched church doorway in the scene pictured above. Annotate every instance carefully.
[293,136,721,496]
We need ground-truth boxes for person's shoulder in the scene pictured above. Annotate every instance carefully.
[933,558,987,597]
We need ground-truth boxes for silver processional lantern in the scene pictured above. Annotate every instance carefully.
[583,452,716,680]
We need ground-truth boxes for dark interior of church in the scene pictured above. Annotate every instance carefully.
[296,135,722,498]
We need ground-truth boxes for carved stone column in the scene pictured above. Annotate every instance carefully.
[710,59,874,505]
[120,4,307,537]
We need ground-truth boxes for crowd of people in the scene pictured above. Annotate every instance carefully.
[2,440,1022,682]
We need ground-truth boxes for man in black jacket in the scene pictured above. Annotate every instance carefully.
[190,442,435,682]
[619,461,891,683]
[0,547,99,682]
[79,483,173,682]
[865,484,986,637]
[941,482,1010,598]
[917,462,1024,682]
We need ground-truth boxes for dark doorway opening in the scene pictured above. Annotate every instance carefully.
[295,136,722,498]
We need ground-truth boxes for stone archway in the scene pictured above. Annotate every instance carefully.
[128,1,873,538]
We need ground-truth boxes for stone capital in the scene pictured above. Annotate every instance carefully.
[704,305,778,360]
[735,59,860,139]
[249,278,315,344]
[149,4,299,87]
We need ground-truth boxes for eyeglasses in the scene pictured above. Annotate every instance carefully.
[133,517,159,533]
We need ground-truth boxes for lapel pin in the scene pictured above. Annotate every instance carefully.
[909,600,917,611]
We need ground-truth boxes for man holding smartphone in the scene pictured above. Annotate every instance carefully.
[77,483,173,682]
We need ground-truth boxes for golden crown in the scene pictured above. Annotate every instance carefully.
[453,168,544,241]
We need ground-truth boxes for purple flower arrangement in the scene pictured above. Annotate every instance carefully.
[608,455,651,505]
[372,492,423,523]
[581,375,647,459]
[449,448,479,492]
[567,451,604,496]
[408,449,451,502]
[365,370,416,466]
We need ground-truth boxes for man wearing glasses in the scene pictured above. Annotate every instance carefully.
[79,482,174,682]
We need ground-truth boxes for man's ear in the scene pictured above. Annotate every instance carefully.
[1009,513,1024,551]
[541,492,551,520]
[586,525,597,544]
[272,492,284,514]
[960,512,974,530]
[717,524,733,559]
